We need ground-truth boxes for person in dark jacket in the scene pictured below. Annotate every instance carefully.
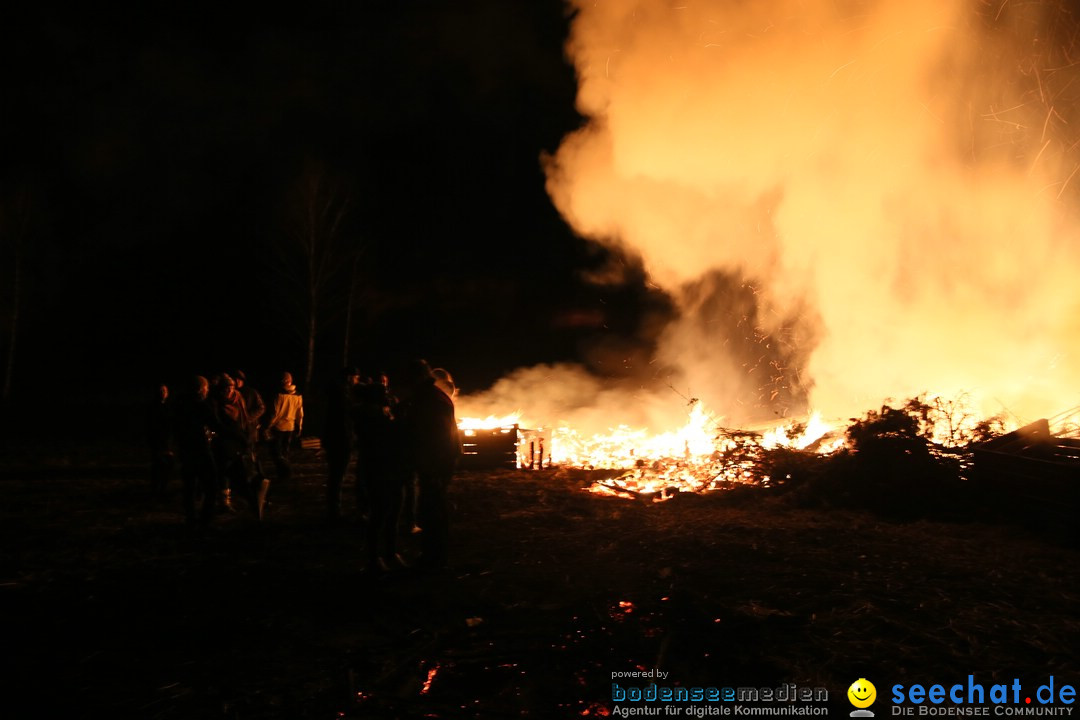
[173,375,220,529]
[355,370,407,572]
[211,373,250,514]
[234,370,270,519]
[147,383,175,497]
[400,359,462,571]
[234,370,265,445]
[324,366,361,519]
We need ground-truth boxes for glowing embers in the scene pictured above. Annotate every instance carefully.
[420,663,441,695]
[552,403,717,469]
[566,406,842,501]
[459,403,845,500]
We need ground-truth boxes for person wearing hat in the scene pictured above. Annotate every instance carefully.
[265,371,304,487]
[431,368,458,401]
[400,359,462,571]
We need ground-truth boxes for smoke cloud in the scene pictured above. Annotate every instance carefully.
[462,0,1080,433]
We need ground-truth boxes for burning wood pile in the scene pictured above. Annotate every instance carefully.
[457,395,1079,525]
[457,403,845,501]
[579,410,842,501]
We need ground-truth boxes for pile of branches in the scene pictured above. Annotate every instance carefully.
[585,395,1014,521]
[763,396,1008,521]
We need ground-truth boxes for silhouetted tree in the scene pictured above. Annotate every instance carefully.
[266,158,361,390]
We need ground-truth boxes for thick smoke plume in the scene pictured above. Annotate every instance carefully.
[464,0,1080,433]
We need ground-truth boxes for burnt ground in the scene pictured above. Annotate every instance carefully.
[2,446,1079,719]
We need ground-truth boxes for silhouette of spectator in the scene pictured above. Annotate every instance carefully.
[324,366,361,519]
[147,383,175,497]
[432,367,458,401]
[234,370,265,444]
[173,375,220,529]
[211,373,250,514]
[401,359,462,571]
[235,370,269,518]
[266,371,304,486]
[355,370,407,572]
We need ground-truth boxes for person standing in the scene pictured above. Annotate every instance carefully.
[210,373,250,514]
[324,366,360,520]
[354,370,408,573]
[235,370,270,518]
[234,370,265,442]
[265,371,304,487]
[173,376,220,529]
[401,360,461,571]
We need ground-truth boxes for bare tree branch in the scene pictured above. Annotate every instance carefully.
[263,157,362,390]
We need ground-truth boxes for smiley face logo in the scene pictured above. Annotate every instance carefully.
[848,679,876,708]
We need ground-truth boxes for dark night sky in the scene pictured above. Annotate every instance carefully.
[0,3,669,412]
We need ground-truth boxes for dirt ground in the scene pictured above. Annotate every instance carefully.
[2,447,1078,718]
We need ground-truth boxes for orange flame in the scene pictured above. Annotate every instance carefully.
[459,402,849,498]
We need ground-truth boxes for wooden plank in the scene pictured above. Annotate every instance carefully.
[980,418,1052,452]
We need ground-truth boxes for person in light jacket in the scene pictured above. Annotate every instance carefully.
[266,371,304,485]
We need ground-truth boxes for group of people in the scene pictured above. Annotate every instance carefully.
[147,370,305,528]
[147,359,462,573]
[323,360,461,573]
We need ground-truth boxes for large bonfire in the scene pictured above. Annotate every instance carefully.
[462,0,1080,493]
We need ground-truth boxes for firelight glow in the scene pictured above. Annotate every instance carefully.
[460,0,1080,486]
[457,401,848,499]
[457,413,523,431]
[543,0,1080,424]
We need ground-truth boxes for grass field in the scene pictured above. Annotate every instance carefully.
[2,447,1078,718]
